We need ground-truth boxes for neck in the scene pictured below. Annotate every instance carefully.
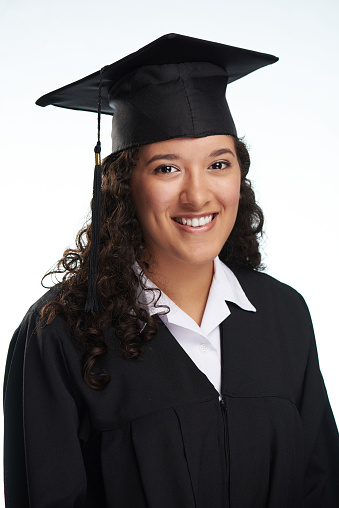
[145,257,215,326]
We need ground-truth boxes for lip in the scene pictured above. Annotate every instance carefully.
[171,213,218,234]
[172,212,218,220]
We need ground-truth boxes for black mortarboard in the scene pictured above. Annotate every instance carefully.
[37,33,278,151]
[36,33,278,312]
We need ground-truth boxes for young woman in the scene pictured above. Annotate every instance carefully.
[4,33,339,508]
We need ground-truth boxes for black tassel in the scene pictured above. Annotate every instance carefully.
[85,143,102,313]
[85,67,106,314]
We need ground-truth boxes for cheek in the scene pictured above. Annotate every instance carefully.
[132,179,173,224]
[231,184,241,206]
[217,177,241,209]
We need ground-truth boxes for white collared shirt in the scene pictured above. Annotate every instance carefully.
[136,257,256,394]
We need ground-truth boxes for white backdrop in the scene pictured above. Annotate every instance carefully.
[1,0,338,503]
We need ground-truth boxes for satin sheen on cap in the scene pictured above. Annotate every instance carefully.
[36,33,278,153]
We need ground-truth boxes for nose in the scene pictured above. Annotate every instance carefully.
[179,167,211,209]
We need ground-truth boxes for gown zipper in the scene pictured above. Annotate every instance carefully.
[220,397,231,507]
[219,323,231,507]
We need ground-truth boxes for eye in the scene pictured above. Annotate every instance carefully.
[208,160,231,170]
[153,165,179,174]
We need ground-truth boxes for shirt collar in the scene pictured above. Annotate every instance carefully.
[199,256,256,335]
[135,257,256,333]
[212,256,256,312]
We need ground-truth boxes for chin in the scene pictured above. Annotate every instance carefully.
[176,248,221,267]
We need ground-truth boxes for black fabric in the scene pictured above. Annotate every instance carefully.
[85,162,103,314]
[109,62,238,151]
[4,269,339,507]
[35,33,278,152]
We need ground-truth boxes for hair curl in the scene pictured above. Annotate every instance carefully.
[41,136,264,389]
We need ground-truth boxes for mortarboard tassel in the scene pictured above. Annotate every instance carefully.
[85,67,106,314]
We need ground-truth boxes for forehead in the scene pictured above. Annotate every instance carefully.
[138,135,236,161]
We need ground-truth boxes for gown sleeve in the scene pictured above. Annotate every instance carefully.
[298,301,339,506]
[3,309,88,508]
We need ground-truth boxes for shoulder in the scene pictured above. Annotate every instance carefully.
[232,267,311,322]
[5,288,83,396]
[23,286,62,318]
[10,287,72,358]
[232,266,305,302]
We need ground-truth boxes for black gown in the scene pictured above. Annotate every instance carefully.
[3,268,339,507]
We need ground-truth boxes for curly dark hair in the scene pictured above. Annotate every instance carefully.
[41,136,264,390]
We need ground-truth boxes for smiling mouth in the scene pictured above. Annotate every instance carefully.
[172,213,217,228]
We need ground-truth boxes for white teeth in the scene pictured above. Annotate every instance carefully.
[174,214,214,227]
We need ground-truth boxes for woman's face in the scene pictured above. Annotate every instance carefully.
[130,135,241,268]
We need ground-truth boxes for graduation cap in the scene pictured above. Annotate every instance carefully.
[36,33,278,313]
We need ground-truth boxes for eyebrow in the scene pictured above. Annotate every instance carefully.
[209,148,235,158]
[146,148,235,166]
[146,153,180,166]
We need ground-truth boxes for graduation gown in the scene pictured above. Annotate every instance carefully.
[3,268,339,507]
